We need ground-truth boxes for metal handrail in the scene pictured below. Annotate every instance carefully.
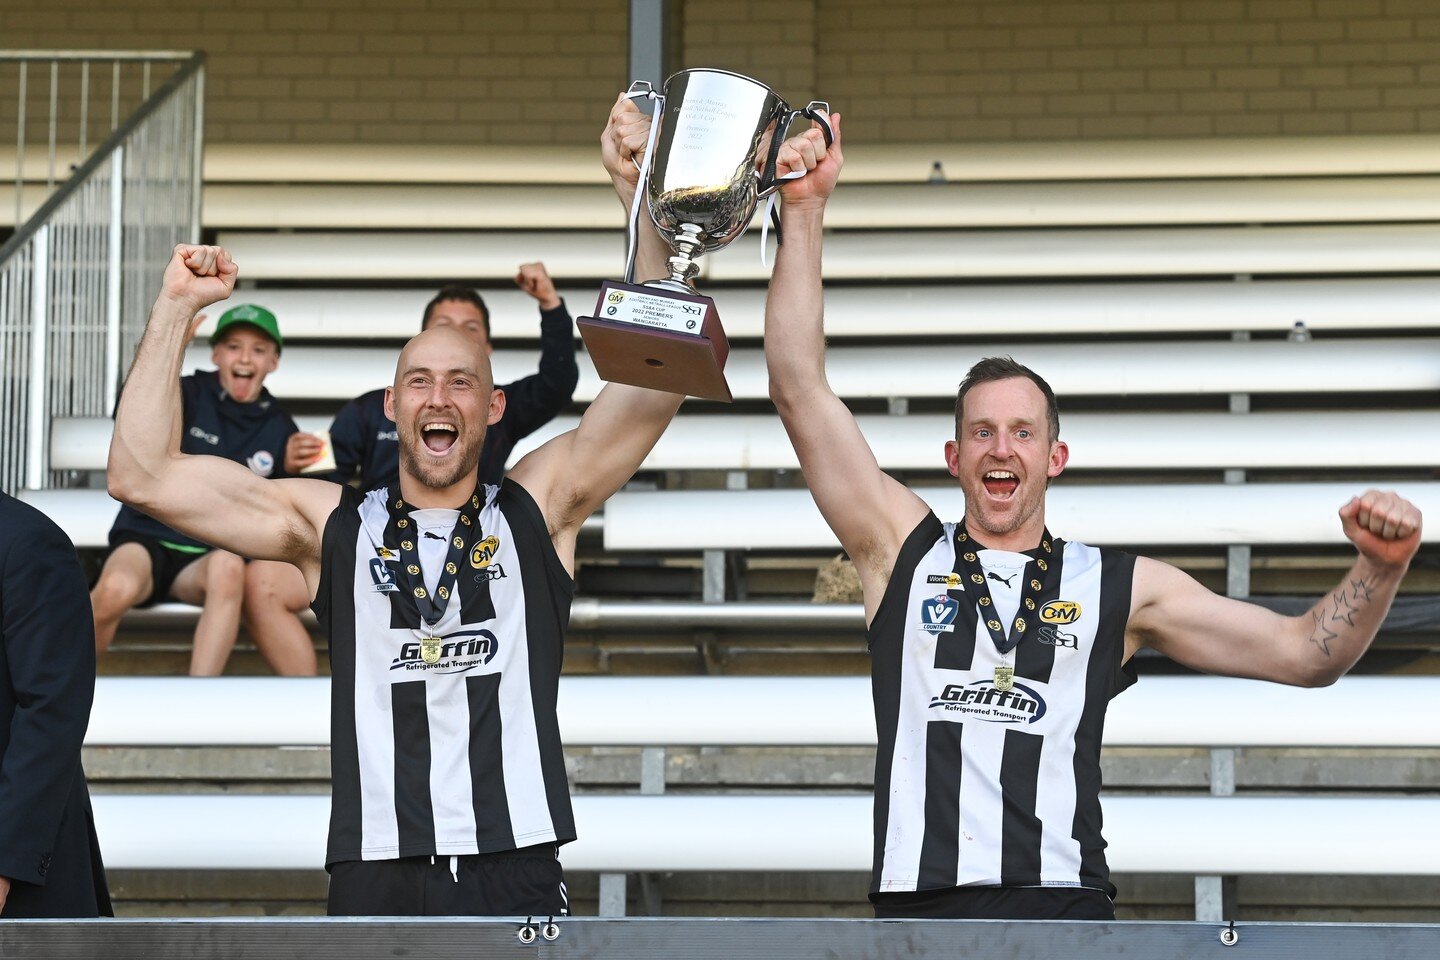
[0,51,205,493]
[0,51,205,260]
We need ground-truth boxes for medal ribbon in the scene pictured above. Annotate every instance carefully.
[953,521,1059,656]
[383,486,485,626]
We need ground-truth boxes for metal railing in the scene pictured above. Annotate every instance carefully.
[0,51,204,493]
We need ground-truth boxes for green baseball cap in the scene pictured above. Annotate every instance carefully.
[211,304,282,353]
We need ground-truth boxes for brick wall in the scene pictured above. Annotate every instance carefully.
[2,0,1437,145]
[812,0,1440,141]
[1,0,630,145]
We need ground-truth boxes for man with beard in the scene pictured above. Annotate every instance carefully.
[761,112,1423,919]
[91,304,299,675]
[105,100,681,916]
[242,264,580,676]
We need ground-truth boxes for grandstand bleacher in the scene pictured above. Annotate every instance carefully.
[13,131,1440,919]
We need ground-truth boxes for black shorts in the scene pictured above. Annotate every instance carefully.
[108,533,208,607]
[871,885,1115,920]
[327,844,568,917]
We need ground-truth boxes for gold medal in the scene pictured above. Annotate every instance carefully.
[994,665,1015,692]
[420,636,442,664]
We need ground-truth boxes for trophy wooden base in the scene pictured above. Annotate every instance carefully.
[578,280,733,403]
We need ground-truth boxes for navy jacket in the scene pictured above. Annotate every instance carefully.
[328,301,579,490]
[108,369,300,549]
[0,493,111,916]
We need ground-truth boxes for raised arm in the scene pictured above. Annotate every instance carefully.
[764,115,928,616]
[500,262,580,440]
[1129,490,1423,686]
[107,245,341,587]
[507,93,683,560]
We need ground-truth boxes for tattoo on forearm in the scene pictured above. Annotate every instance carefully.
[1307,577,1377,657]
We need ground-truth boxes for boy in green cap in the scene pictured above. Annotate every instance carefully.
[91,303,301,675]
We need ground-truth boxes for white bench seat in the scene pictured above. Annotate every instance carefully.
[155,337,1440,404]
[53,410,1440,473]
[86,791,1440,874]
[84,675,1440,874]
[192,134,1440,184]
[215,223,1440,282]
[601,482,1440,551]
[200,177,1440,231]
[201,277,1440,341]
[27,481,1440,551]
[84,675,1440,748]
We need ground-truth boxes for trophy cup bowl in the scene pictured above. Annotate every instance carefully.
[579,69,830,403]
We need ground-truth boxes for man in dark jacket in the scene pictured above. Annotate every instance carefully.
[90,304,300,675]
[0,492,112,917]
[242,264,579,674]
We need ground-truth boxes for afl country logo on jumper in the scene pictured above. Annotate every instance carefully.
[470,535,500,569]
[369,557,398,592]
[919,594,959,634]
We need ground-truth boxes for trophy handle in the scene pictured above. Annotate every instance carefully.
[757,100,837,198]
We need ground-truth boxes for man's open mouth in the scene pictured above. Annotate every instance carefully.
[421,421,458,455]
[982,469,1019,499]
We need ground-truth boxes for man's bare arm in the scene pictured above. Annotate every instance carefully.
[507,93,683,563]
[1128,490,1422,686]
[764,115,928,619]
[107,245,340,588]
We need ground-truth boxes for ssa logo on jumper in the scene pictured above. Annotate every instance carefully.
[391,628,500,673]
[929,680,1047,725]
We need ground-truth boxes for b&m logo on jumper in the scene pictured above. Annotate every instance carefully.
[1040,600,1081,624]
[470,535,500,570]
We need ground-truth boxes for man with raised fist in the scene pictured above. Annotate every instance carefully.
[106,101,679,916]
[755,106,1424,920]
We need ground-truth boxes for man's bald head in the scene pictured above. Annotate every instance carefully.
[394,325,493,393]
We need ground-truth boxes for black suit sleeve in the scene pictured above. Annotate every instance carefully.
[496,301,579,442]
[0,514,96,886]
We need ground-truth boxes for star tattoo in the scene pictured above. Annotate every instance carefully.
[1328,593,1358,628]
[1308,609,1337,657]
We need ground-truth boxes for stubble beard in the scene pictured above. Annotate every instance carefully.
[397,425,484,491]
[962,478,1045,543]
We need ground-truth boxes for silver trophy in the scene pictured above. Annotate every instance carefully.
[579,68,832,402]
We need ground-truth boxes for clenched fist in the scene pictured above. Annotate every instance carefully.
[1341,489,1423,569]
[162,244,237,315]
[515,262,561,310]
[601,92,652,204]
